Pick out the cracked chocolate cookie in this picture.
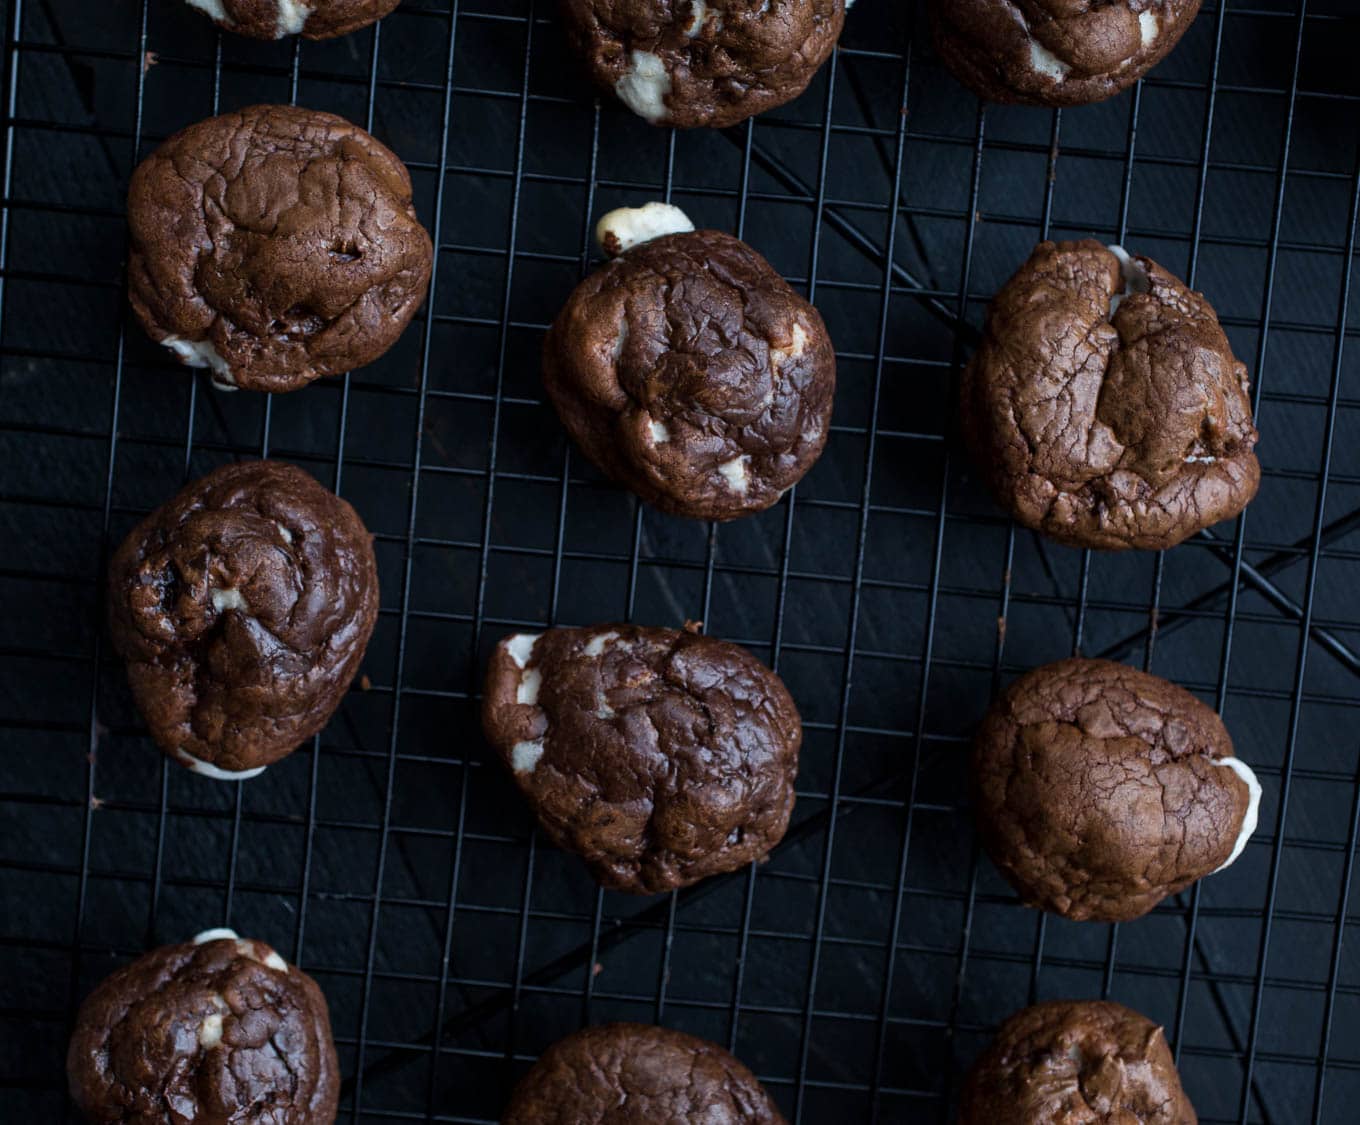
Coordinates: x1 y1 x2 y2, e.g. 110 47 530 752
961 239 1259 550
182 0 400 39
544 203 836 521
973 658 1261 922
482 623 801 894
67 928 339 1125
108 460 379 780
128 104 433 393
932 0 1202 107
503 1022 786 1124
960 999 1197 1124
559 0 847 129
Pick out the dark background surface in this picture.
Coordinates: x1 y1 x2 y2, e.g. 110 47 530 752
2 0 1360 1121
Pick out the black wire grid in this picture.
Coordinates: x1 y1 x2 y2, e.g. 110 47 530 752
3 0 1360 1122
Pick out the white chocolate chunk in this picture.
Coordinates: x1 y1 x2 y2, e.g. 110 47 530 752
1139 8 1159 48
718 456 749 495
505 633 541 669
184 0 230 24
210 587 249 613
771 322 809 369
162 335 236 391
198 1011 224 1048
584 631 619 658
1184 454 1218 464
610 319 629 362
517 667 542 706
1029 39 1072 80
684 0 707 36
275 522 293 544
596 202 695 257
274 0 311 37
1213 756 1262 873
648 419 671 443
235 938 288 972
1107 244 1151 315
193 927 240 945
512 739 545 774
177 749 268 782
615 50 673 123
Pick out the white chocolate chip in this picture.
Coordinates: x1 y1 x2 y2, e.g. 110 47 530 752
1029 39 1072 80
718 456 749 495
162 335 236 391
615 50 673 124
1107 244 1151 315
512 739 545 774
505 633 541 669
648 419 671 443
771 322 809 369
1139 8 1159 48
234 939 288 972
176 749 268 782
684 0 707 36
193 927 240 945
210 587 249 614
275 522 293 544
274 0 311 36
517 667 542 706
198 1011 224 1048
596 202 695 257
584 631 619 658
184 0 230 24
1213 756 1262 873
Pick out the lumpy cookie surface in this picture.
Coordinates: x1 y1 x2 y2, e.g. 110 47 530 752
972 658 1259 922
960 1000 1197 1124
67 931 339 1124
128 104 432 393
559 0 846 128
183 0 400 39
961 239 1258 550
482 624 801 893
108 460 379 777
502 1022 786 1124
932 0 1202 107
544 227 835 521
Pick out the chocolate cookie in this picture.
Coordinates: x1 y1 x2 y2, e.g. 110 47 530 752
502 1023 786 1124
128 104 433 394
182 0 399 39
67 928 339 1125
108 460 379 780
973 658 1261 922
960 1000 1197 1124
559 0 847 129
961 240 1259 550
544 203 836 521
932 0 1202 107
481 623 801 894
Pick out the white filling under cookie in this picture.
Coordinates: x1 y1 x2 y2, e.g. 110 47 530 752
615 50 672 124
1213 756 1263 873
595 202 695 256
1107 244 1151 315
184 0 231 25
718 455 749 494
162 335 237 391
274 0 312 37
176 749 268 782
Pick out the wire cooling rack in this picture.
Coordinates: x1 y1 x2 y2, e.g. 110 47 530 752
3 1 1360 1122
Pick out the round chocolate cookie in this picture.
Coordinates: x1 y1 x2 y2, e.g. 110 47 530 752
482 623 801 894
67 928 339 1125
973 658 1261 922
182 0 400 39
960 1000 1197 1124
559 0 847 129
128 103 433 393
108 460 379 780
961 239 1259 550
932 0 1201 107
503 1023 786 1124
544 203 836 521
